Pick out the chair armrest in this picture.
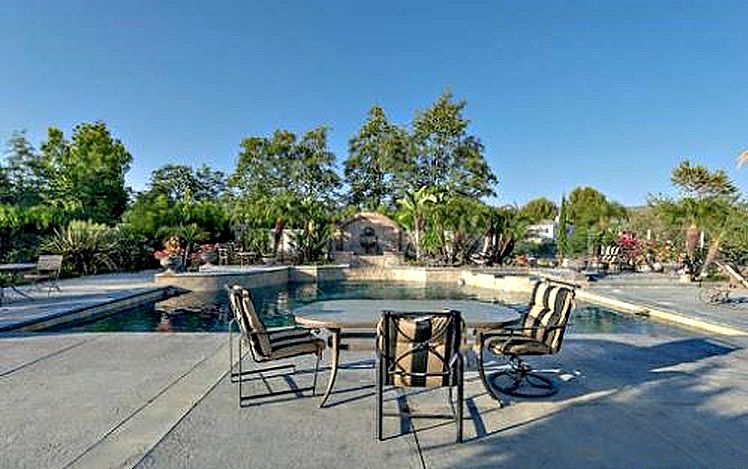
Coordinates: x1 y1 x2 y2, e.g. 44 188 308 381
478 324 566 347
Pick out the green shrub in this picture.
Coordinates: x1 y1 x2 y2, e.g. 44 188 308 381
44 220 117 275
112 223 155 271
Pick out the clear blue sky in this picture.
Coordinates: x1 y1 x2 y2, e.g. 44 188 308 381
1 0 746 206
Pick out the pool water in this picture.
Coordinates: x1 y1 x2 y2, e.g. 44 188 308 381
50 280 686 336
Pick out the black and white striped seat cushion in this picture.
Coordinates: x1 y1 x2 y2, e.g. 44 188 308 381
600 246 621 263
227 285 324 360
266 327 325 360
378 313 462 388
487 282 574 356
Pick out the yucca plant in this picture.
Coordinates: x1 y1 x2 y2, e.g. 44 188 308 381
44 220 117 275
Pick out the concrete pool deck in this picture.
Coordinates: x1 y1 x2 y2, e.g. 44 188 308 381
1 331 746 468
585 275 748 336
0 271 174 332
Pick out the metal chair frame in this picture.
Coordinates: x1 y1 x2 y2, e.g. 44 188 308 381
376 310 464 443
226 286 323 407
477 280 576 406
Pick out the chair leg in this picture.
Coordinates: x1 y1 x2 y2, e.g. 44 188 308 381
488 356 558 398
477 339 504 407
376 354 384 441
238 333 244 407
311 352 321 396
456 358 464 444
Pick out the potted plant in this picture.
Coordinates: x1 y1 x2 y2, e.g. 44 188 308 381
154 236 184 273
199 243 218 266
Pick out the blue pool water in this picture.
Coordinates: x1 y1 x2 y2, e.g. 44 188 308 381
50 281 686 335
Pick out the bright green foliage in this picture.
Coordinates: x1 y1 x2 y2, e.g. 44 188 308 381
344 105 413 210
565 187 627 255
230 127 340 258
482 205 528 265
290 201 333 264
111 224 153 272
44 220 117 275
411 91 497 197
230 127 340 205
122 195 230 247
649 160 744 271
425 193 486 264
395 186 438 261
671 161 739 201
521 197 558 224
38 122 132 224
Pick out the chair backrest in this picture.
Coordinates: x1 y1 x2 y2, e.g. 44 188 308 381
522 281 576 354
226 285 272 358
600 245 621 263
377 310 463 388
37 255 63 273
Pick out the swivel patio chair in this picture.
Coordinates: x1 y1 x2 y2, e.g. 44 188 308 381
376 310 465 443
477 280 576 404
226 285 325 407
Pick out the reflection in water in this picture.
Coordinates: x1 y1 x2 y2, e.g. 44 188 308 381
52 281 688 336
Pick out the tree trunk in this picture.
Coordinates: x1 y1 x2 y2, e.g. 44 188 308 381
685 223 699 259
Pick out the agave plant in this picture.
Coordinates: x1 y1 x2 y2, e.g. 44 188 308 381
44 220 117 275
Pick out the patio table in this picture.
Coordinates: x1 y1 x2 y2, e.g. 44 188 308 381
0 263 37 305
293 299 520 407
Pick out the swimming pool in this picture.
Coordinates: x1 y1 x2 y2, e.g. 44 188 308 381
49 280 687 335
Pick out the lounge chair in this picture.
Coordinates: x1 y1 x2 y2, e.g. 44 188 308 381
376 310 465 443
477 280 576 403
24 255 63 295
226 285 325 407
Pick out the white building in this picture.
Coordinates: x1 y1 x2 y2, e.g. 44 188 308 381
526 220 557 243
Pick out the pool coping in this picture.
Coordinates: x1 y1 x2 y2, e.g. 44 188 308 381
577 290 748 337
0 286 183 333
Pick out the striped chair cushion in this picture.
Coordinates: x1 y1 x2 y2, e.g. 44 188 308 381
267 327 325 360
378 312 462 388
521 282 575 354
600 245 621 263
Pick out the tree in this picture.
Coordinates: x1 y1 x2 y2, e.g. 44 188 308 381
565 187 627 255
344 105 412 210
2 131 45 207
396 186 438 261
147 164 226 202
481 205 527 265
229 127 340 205
521 197 558 224
39 122 133 224
557 195 569 258
651 160 742 275
229 127 341 259
411 91 497 197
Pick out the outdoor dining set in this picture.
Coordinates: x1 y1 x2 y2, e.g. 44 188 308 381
0 255 63 306
226 279 576 444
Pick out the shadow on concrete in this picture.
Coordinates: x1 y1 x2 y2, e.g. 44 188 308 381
414 336 747 468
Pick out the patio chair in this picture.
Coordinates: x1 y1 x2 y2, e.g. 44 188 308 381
24 255 63 296
477 280 576 403
599 245 621 271
376 310 465 443
226 285 325 407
